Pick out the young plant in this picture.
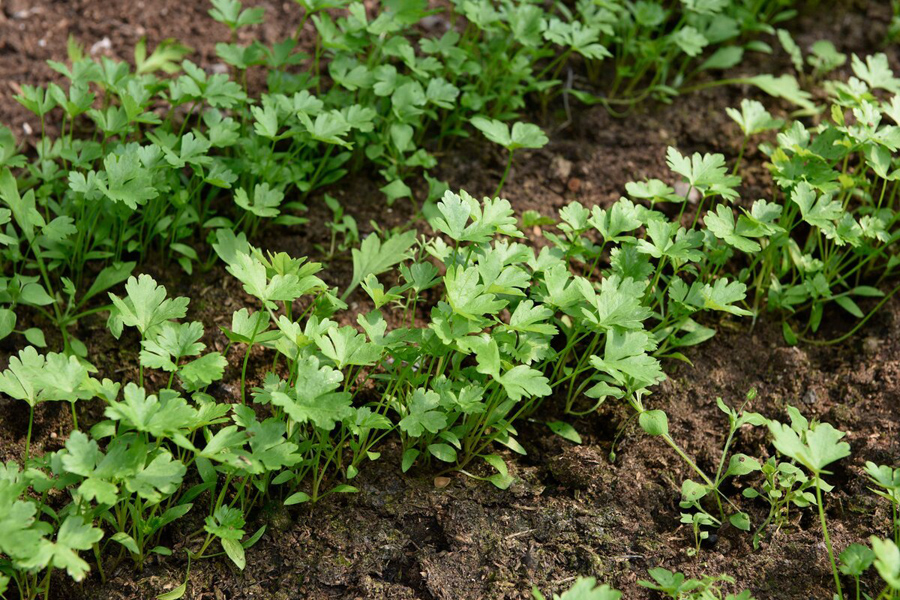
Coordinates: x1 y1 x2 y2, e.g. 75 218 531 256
871 536 900 599
839 543 875 600
639 567 755 600
725 99 783 173
743 456 822 548
0 466 103 600
768 408 851 599
0 347 99 458
865 462 900 545
471 118 548 196
107 274 190 385
317 194 358 259
533 577 621 600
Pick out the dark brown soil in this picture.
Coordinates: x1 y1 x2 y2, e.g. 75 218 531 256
1 1 899 599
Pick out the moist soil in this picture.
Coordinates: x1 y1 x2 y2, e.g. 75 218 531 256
1 1 899 598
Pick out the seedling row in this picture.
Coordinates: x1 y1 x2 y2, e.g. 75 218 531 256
0 0 899 598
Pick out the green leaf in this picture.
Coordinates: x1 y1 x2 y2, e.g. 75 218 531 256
178 352 227 391
235 183 283 218
791 182 842 231
502 300 558 336
316 326 382 368
547 421 582 444
726 99 783 136
871 537 900 589
430 189 520 243
158 583 187 600
852 53 900 93
839 543 875 577
0 308 15 341
401 448 420 472
776 29 803 73
105 384 198 437
111 532 140 555
590 330 665 389
666 147 740 199
98 150 159 209
380 178 412 204
251 99 279 139
135 38 192 75
743 74 814 110
399 388 446 437
45 515 104 581
768 418 850 474
782 320 798 345
428 443 457 462
545 577 622 600
223 308 272 344
299 110 352 147
509 122 549 150
471 117 547 151
23 327 46 348
126 451 187 503
729 511 751 531
108 274 189 338
699 46 744 71
345 230 417 299
425 77 459 109
268 357 352 430
498 365 551 401
444 265 506 320
83 261 135 305
636 220 704 262
639 410 669 436
284 491 311 505
0 167 44 242
140 321 206 372
0 347 41 406
209 0 265 29
42 216 77 242
204 506 245 541
471 117 511 147
225 251 322 309
243 524 266 549
834 295 864 319
670 277 751 317
221 537 246 570
724 454 761 478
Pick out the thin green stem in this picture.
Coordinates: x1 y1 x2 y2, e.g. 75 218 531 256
25 405 34 461
495 151 515 198
815 476 843 600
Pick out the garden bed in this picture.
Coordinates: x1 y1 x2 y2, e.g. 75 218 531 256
0 1 899 599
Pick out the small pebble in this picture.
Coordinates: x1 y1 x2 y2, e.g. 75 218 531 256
90 37 112 55
862 336 881 354
802 389 818 405
551 155 573 182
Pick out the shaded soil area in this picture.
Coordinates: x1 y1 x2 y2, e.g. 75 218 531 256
0 1 899 599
